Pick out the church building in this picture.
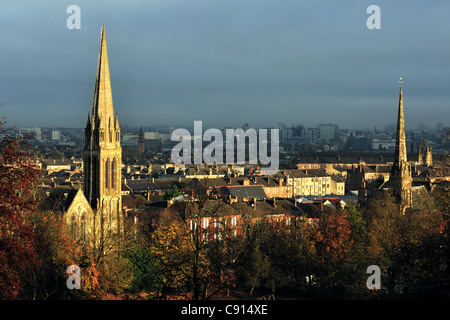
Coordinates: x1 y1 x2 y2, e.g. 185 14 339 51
65 25 123 250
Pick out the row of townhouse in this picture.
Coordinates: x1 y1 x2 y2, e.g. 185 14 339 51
180 199 329 243
123 169 346 202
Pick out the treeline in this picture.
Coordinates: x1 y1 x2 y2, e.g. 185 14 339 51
133 190 450 300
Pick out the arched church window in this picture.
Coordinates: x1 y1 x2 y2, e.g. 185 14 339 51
70 216 77 239
106 158 111 190
80 215 86 243
92 156 98 195
112 158 117 191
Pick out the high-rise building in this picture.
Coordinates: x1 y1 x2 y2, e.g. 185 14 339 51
319 124 338 140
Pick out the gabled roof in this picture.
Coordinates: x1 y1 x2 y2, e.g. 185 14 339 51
152 178 192 190
186 178 229 190
331 175 345 183
126 179 155 192
257 177 285 187
283 169 308 178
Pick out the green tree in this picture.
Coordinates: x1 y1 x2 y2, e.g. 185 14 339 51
164 185 180 200
125 246 162 294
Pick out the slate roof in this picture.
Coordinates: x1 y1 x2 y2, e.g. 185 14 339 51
218 185 267 200
126 179 155 193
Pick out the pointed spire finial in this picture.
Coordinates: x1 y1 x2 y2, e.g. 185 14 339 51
394 77 407 165
91 23 114 132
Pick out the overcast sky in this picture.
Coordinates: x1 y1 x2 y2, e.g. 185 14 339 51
1 0 450 131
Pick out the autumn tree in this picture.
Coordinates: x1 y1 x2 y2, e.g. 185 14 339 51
234 217 317 297
365 192 448 298
0 119 102 299
27 207 100 299
150 180 240 300
311 209 353 296
0 121 41 299
151 206 206 299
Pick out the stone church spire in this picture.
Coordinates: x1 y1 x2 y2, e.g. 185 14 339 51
84 24 122 210
91 24 115 133
67 24 123 249
394 85 407 165
390 78 412 212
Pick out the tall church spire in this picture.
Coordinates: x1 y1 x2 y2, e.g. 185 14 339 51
390 78 412 212
394 84 407 165
91 24 115 133
84 23 122 211
68 24 123 250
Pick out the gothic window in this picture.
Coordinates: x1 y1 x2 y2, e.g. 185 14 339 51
80 215 86 243
112 158 118 191
93 156 98 195
70 216 77 239
110 130 113 143
105 158 111 190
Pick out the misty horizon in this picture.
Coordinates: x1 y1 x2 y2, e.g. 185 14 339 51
1 1 450 130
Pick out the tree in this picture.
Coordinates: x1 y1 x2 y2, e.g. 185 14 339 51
151 180 240 300
0 121 41 299
236 240 270 296
365 192 447 298
0 119 102 299
124 246 162 295
164 184 180 201
151 206 203 298
311 210 353 296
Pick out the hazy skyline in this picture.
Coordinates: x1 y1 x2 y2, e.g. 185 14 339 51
1 1 450 130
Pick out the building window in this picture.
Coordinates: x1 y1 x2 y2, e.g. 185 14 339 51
231 216 237 227
70 216 77 239
105 158 111 190
80 215 86 243
286 217 291 226
112 158 118 191
203 218 209 229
